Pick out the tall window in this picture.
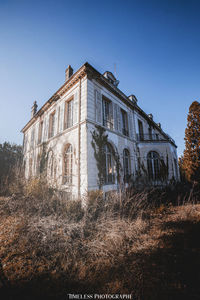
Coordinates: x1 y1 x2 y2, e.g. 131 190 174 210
123 149 130 183
138 120 144 141
57 107 60 134
49 112 55 138
147 151 160 181
104 144 115 184
121 109 129 136
148 127 152 140
38 121 43 144
102 97 113 130
64 98 73 129
23 134 27 153
63 144 73 184
48 151 54 178
31 128 35 148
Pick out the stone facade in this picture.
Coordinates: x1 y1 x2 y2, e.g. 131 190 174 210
21 62 179 199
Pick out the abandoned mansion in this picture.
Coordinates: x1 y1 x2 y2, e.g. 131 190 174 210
22 62 179 198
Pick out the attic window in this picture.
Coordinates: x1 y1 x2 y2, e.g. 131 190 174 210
103 71 119 87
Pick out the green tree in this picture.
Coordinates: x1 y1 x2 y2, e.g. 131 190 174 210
182 101 200 182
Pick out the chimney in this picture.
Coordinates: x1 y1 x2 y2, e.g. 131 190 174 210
31 101 38 118
65 65 73 82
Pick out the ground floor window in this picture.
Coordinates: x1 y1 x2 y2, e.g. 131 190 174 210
147 151 160 181
104 143 115 184
123 149 130 183
48 151 54 178
63 144 73 184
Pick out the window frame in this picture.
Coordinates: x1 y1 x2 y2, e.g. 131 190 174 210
103 143 115 185
38 121 43 144
123 149 131 183
64 96 74 130
102 96 113 130
147 151 160 181
63 144 73 184
121 109 129 136
48 111 56 139
138 120 144 141
31 128 35 148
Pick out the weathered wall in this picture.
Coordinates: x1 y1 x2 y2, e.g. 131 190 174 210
23 72 179 200
23 76 88 199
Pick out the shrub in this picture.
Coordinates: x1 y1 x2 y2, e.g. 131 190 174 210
85 190 104 221
65 199 84 222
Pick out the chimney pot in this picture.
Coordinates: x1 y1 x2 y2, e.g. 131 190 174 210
65 65 73 82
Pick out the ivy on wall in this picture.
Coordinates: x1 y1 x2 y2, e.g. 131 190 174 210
91 125 122 189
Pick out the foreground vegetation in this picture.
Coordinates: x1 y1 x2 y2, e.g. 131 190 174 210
0 178 200 300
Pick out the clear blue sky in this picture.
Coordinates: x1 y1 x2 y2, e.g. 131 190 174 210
0 0 200 156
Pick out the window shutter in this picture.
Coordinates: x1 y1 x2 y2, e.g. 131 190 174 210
114 103 118 131
73 92 78 124
117 105 122 132
95 90 102 124
128 112 133 139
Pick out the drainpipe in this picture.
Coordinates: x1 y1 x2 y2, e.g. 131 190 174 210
78 78 81 198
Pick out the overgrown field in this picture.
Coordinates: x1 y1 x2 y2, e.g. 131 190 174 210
0 179 200 300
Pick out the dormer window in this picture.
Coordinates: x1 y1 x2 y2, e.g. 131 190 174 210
103 71 119 87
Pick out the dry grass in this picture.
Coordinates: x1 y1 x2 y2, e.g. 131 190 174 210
0 179 200 299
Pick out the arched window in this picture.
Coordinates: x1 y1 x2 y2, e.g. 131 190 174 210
123 149 130 183
63 144 73 184
104 143 115 184
147 151 160 181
